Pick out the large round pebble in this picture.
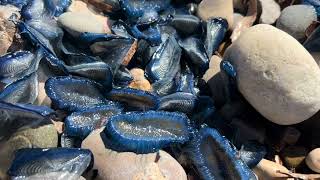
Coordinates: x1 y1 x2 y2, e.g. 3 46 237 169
276 5 317 41
197 0 233 27
82 128 187 180
306 148 320 173
224 24 320 125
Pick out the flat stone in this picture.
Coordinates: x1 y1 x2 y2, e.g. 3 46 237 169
259 0 281 24
306 148 320 173
281 146 307 168
13 124 58 148
224 24 320 125
58 12 111 37
276 5 317 41
197 0 233 28
82 128 187 180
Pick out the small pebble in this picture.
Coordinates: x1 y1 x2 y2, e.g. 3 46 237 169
197 0 233 27
259 0 281 24
306 148 320 173
58 12 111 37
276 5 317 41
129 68 152 92
224 24 320 125
82 128 187 180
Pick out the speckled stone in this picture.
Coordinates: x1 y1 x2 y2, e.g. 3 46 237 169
13 124 58 148
276 5 317 41
224 24 320 125
306 148 320 173
82 128 187 180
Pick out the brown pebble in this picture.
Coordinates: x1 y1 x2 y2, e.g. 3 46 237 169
129 68 152 92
